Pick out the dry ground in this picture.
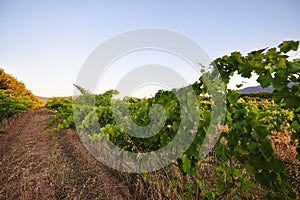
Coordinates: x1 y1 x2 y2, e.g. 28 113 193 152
0 108 132 200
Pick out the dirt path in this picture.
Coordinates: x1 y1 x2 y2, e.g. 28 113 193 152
0 108 132 200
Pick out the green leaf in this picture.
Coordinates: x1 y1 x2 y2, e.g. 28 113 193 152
272 78 285 91
260 140 274 159
289 61 300 73
257 73 273 88
236 84 243 88
255 172 269 187
171 177 178 188
291 121 300 130
0 130 8 134
266 171 278 183
269 158 285 173
228 91 240 104
277 58 287 69
248 141 260 153
285 96 300 108
248 154 268 170
239 63 252 78
278 40 299 53
181 154 192 174
245 162 257 174
142 172 147 181
253 126 268 140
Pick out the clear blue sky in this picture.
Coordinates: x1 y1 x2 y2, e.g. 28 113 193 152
0 0 299 97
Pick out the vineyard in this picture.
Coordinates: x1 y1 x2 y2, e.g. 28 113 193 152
1 41 300 199
42 41 300 199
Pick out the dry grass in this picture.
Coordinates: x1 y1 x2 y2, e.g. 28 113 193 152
0 108 131 200
269 126 298 164
269 127 300 196
112 124 299 200
1 109 299 199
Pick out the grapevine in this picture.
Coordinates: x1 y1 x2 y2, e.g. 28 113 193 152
45 41 299 199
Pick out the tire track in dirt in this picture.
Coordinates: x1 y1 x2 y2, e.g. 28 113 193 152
0 108 132 200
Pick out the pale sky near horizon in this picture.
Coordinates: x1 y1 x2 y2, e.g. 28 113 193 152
0 0 299 97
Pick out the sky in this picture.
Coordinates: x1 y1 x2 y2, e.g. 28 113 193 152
0 0 299 97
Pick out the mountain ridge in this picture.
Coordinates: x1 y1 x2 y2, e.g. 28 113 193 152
240 82 295 94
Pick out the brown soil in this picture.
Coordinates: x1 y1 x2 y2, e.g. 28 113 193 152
0 108 132 200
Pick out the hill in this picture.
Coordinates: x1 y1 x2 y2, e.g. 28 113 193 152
240 85 274 93
0 68 40 103
240 82 296 94
0 68 41 121
37 96 51 104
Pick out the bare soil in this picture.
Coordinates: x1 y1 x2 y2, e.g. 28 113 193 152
0 108 132 200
